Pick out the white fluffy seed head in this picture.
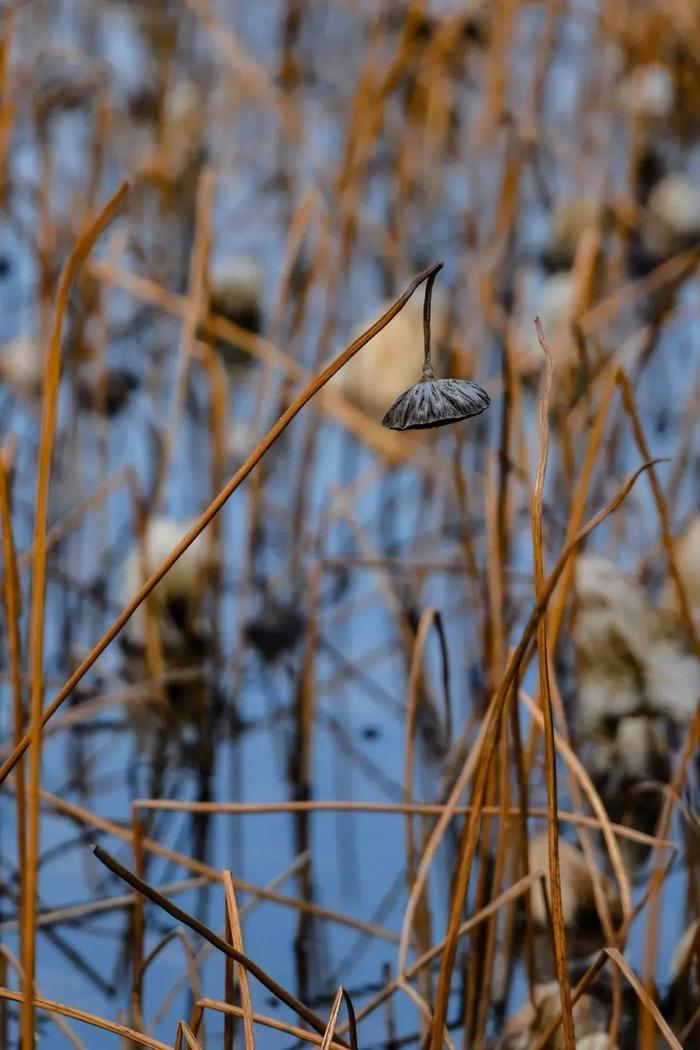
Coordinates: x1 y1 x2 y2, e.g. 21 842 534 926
527 832 621 930
496 982 607 1050
573 556 650 726
573 555 700 728
0 336 44 400
648 173 700 238
614 714 669 781
164 78 203 139
121 516 216 641
618 63 674 119
576 1036 618 1050
328 292 446 419
209 256 263 322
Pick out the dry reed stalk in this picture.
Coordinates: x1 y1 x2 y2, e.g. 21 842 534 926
131 808 146 1037
154 854 311 1033
16 465 142 573
426 456 660 1049
320 988 345 1050
0 443 25 936
183 0 290 120
529 951 609 1050
476 0 516 138
337 872 542 1037
0 2 17 195
508 671 537 1008
475 711 512 1045
0 987 171 1050
531 319 575 1050
0 262 443 789
0 876 209 933
21 179 129 1050
92 844 341 1044
666 366 700 514
519 693 632 921
607 947 684 1050
579 249 698 336
156 167 213 511
641 709 700 1049
616 368 700 654
404 608 449 1020
86 260 418 463
547 364 617 650
0 945 86 1050
223 896 234 1050
0 954 5 1050
128 798 673 848
471 457 512 1041
31 785 399 942
174 1022 202 1050
193 997 346 1050
223 872 255 1050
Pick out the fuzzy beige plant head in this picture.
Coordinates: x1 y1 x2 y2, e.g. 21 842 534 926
528 832 622 933
496 982 607 1050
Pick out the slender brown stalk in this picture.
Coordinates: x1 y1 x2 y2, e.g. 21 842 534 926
531 318 575 1049
426 457 662 1050
0 260 442 788
0 444 25 941
223 872 255 1050
21 179 129 1050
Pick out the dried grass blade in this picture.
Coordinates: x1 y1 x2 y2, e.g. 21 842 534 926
223 870 256 1050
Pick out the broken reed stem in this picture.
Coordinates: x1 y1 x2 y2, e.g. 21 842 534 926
532 317 575 1050
0 260 442 789
91 844 346 1044
21 179 129 1050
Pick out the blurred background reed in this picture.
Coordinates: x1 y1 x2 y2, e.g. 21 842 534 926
0 1 699 1047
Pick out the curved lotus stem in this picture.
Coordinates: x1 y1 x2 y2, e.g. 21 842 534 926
421 265 442 380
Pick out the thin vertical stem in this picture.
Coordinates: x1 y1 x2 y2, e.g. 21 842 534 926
422 263 443 379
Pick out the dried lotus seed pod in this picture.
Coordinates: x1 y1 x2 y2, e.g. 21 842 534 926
381 263 490 431
382 377 490 430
